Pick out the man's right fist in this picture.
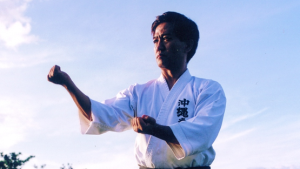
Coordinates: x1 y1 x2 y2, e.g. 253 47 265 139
47 65 70 85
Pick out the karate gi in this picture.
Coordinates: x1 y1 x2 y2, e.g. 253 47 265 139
79 70 226 168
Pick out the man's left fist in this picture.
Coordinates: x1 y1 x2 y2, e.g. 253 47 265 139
131 115 156 134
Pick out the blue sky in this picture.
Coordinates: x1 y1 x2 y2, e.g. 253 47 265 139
0 0 300 169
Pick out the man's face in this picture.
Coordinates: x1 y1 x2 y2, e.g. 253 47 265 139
153 22 188 71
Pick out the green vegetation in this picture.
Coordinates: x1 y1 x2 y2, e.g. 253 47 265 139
0 152 73 169
0 152 34 169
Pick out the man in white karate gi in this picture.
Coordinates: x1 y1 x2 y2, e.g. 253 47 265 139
48 11 226 169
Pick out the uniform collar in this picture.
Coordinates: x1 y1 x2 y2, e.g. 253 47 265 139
158 69 191 87
158 69 192 99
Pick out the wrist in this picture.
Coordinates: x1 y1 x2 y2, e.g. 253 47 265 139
148 123 159 136
62 77 73 89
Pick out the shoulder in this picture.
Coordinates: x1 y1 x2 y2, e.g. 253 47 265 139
130 79 157 91
118 79 157 95
189 77 226 106
190 76 223 91
114 79 158 102
188 76 226 101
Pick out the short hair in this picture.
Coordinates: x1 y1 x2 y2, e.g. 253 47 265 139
151 11 199 63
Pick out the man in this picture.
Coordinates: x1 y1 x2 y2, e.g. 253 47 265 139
48 11 226 169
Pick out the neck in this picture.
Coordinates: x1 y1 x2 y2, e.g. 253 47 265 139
161 67 187 90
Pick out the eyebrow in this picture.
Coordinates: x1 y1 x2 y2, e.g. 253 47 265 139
153 33 172 39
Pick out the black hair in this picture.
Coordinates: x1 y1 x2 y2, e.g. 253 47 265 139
151 11 199 63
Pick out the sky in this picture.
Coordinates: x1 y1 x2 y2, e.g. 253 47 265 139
0 0 300 168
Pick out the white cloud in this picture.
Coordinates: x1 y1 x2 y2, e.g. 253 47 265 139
0 96 37 149
214 128 255 145
0 0 37 48
75 148 137 169
0 46 72 69
222 107 269 130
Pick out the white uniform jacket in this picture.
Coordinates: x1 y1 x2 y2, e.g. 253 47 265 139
79 70 226 168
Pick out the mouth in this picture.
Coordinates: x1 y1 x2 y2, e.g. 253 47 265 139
156 54 166 59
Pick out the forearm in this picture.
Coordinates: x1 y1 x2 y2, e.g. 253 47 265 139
150 124 179 145
63 80 92 120
132 115 180 145
47 65 92 120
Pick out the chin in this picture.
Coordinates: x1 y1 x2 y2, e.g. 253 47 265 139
157 63 167 69
156 60 169 69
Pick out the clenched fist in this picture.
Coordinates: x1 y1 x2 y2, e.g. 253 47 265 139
47 65 70 86
131 115 156 135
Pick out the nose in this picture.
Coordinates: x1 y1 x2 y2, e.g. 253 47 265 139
156 38 165 51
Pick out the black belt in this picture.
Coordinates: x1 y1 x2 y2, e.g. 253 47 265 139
139 166 210 169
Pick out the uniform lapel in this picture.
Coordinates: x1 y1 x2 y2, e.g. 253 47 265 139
157 74 170 101
156 70 192 124
146 70 192 166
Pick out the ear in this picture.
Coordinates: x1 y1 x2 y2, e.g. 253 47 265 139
184 40 194 53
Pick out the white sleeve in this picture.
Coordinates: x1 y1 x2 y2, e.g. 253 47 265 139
169 80 226 159
78 85 137 135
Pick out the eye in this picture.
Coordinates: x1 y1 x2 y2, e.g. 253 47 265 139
153 38 158 43
163 36 172 41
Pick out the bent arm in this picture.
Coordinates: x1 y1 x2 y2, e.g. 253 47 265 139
47 65 92 120
131 115 179 145
151 124 179 144
169 81 226 159
63 80 92 120
131 81 226 159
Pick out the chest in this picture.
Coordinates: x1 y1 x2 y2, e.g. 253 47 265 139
136 84 197 125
